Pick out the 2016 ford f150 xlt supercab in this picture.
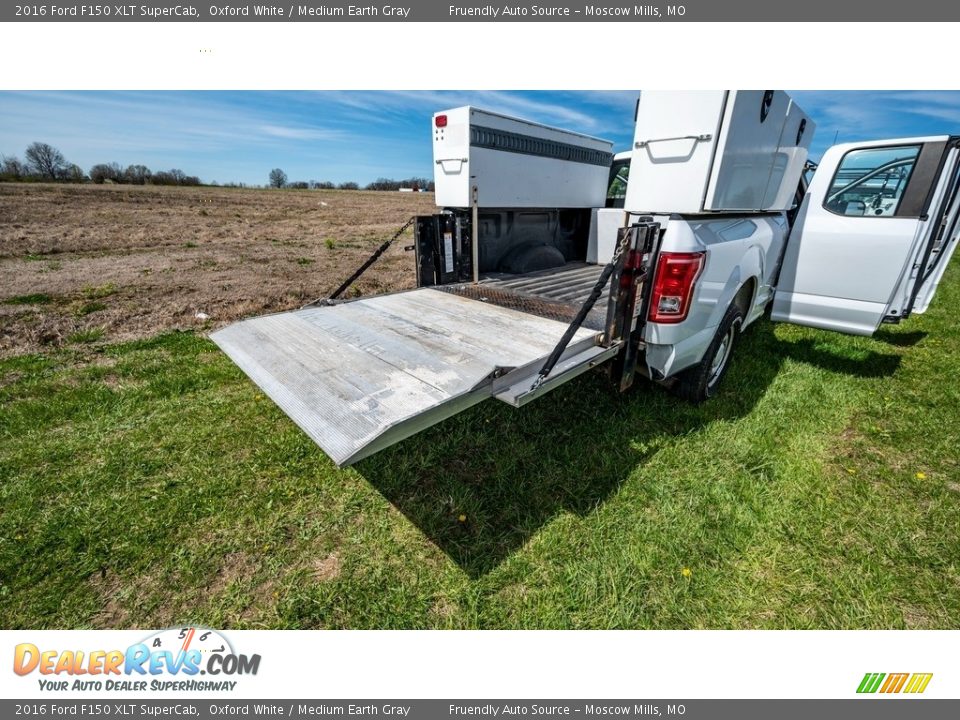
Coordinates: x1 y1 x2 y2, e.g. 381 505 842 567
212 91 960 466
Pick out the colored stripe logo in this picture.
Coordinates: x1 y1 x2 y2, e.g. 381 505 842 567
857 672 933 694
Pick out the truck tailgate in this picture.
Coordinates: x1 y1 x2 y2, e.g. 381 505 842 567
211 288 604 466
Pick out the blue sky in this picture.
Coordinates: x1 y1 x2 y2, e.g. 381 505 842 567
2 90 960 186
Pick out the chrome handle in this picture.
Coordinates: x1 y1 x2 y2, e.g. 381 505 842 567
635 134 712 149
435 158 468 169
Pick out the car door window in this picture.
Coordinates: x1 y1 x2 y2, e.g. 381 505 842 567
824 145 921 217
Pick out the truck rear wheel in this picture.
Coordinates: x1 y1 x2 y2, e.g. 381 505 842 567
673 303 743 403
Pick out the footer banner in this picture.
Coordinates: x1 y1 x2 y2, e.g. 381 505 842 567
2 700 957 720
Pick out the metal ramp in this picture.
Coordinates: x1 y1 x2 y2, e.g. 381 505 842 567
211 288 610 467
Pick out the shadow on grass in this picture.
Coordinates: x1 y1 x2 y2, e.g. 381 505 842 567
357 380 672 578
873 327 928 348
345 322 726 575
355 319 907 577
776 337 903 378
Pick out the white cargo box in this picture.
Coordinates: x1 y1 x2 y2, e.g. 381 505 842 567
625 91 815 214
764 98 816 210
432 106 614 209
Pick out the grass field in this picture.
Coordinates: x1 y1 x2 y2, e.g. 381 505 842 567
0 183 434 357
1 184 959 629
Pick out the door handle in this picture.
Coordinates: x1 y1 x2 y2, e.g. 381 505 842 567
435 158 468 171
635 134 713 149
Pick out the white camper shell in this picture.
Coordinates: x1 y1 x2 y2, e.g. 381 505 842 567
626 90 814 214
213 92 960 467
433 106 613 209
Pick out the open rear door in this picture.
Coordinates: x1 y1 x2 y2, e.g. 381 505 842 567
772 135 960 335
211 289 611 467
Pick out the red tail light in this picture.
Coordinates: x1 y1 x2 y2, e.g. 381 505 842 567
648 252 705 323
435 114 448 128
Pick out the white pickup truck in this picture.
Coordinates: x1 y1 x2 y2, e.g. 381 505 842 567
213 91 960 467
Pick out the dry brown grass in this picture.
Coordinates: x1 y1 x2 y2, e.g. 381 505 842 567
0 182 435 356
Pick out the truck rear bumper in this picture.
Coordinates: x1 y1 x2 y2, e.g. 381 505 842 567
644 323 718 380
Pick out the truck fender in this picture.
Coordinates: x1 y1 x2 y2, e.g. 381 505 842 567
708 244 762 331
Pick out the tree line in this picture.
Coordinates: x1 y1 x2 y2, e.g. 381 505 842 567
1 142 202 186
268 168 434 192
0 142 433 192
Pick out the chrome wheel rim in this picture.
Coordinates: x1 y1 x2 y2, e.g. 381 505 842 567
708 325 737 386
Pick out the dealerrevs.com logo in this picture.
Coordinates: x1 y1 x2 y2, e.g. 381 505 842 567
13 628 261 692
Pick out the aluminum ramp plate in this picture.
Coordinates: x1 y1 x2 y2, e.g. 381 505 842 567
211 288 603 467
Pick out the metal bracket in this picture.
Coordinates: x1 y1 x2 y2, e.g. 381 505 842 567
635 134 712 149
487 366 515 380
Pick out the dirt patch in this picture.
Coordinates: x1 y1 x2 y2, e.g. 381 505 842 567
89 569 131 628
313 552 341 582
902 605 935 629
0 370 23 388
208 552 258 596
239 578 278 623
429 596 458 622
0 183 435 357
838 427 862 442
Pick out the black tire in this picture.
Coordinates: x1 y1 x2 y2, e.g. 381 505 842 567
673 303 744 404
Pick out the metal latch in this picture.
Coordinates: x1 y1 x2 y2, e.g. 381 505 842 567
635 134 712 149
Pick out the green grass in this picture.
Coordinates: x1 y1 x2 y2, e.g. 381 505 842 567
75 301 107 317
3 293 53 305
65 327 106 344
81 283 117 300
1 264 959 629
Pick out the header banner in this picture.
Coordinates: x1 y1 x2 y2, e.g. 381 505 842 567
5 0 957 22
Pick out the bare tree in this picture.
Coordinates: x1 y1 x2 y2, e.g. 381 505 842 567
90 162 123 184
268 168 287 188
1 155 25 180
337 181 359 190
25 142 66 180
123 164 152 185
63 164 86 183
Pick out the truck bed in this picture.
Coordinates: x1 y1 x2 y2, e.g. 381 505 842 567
436 263 609 331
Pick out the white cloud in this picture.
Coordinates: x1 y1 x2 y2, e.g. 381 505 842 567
259 124 346 141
